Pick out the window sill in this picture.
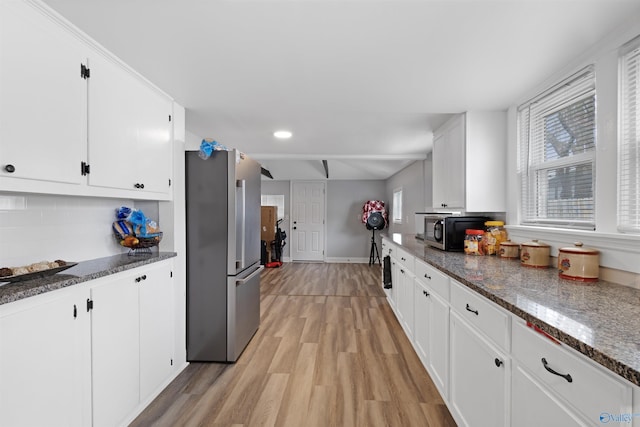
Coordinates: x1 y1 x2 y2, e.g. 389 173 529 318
506 225 640 274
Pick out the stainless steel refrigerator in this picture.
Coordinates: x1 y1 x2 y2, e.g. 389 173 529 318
185 149 262 362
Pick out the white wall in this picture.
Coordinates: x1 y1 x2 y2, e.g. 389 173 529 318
385 160 430 236
326 180 386 262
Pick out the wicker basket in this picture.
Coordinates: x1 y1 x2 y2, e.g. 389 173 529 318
114 231 163 250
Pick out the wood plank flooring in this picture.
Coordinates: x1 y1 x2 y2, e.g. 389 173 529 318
131 263 456 427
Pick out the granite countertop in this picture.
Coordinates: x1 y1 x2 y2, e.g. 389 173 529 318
384 233 640 387
0 252 177 306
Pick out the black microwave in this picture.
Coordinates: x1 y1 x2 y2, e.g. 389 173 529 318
424 215 489 251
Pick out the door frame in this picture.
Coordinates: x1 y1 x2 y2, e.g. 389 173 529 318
290 180 327 262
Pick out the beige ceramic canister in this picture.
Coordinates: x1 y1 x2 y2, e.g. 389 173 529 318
499 240 520 259
558 242 599 282
520 239 550 268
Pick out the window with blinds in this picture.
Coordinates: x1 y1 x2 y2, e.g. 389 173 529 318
517 66 596 229
619 38 640 233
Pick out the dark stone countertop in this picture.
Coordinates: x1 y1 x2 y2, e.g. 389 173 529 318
0 252 177 306
384 233 640 387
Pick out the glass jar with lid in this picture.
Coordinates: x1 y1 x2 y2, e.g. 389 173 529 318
482 220 507 255
464 229 485 255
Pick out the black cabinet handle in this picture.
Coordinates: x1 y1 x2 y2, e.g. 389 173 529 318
141 274 147 280
494 358 503 367
465 303 479 315
423 290 430 297
400 269 405 274
134 183 145 189
73 304 77 319
541 358 573 383
401 257 406 261
424 273 431 280
135 276 142 283
4 164 15 173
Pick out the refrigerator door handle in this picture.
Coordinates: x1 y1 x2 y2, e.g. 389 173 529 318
235 265 263 284
236 179 246 270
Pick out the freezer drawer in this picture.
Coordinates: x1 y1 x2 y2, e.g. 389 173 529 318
227 264 262 361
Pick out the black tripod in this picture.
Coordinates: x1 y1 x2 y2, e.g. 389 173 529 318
369 228 381 266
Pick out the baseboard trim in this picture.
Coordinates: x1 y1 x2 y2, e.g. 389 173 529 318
325 257 372 264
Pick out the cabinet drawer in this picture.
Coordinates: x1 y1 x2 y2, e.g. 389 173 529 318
450 280 509 350
512 321 631 423
415 259 449 301
395 247 415 271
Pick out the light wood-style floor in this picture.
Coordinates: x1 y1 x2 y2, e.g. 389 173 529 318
131 263 456 427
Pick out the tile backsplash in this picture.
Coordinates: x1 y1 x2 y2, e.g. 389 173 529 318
0 193 141 267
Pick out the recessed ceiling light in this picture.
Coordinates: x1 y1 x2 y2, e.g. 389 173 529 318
273 130 292 139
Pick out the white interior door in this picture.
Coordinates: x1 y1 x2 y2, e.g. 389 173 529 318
291 181 325 261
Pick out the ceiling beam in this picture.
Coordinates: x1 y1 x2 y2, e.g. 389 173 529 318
261 167 273 179
322 160 329 179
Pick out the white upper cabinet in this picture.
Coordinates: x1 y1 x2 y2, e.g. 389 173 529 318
432 117 465 210
432 112 507 212
0 1 174 200
87 53 172 194
0 0 87 185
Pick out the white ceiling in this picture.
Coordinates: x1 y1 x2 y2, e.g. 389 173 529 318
41 0 640 180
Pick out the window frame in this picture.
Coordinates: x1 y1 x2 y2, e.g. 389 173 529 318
618 36 640 233
517 66 597 230
392 187 403 224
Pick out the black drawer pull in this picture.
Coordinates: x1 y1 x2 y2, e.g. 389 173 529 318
465 303 479 315
423 290 430 297
424 273 431 280
541 358 573 383
494 358 503 367
400 269 405 274
4 164 15 173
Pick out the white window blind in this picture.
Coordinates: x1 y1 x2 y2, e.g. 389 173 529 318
619 38 640 233
392 188 402 224
517 66 596 229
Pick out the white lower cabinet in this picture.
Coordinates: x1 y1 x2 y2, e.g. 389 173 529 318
383 240 639 427
512 320 632 426
427 290 449 399
139 262 175 402
450 311 509 427
397 266 415 340
388 254 399 311
91 272 141 427
414 277 449 399
0 286 91 427
0 260 175 427
512 364 585 427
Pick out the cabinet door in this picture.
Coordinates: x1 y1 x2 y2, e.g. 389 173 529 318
0 288 91 427
139 262 174 401
91 274 140 427
388 256 399 311
87 53 172 194
428 291 449 400
450 312 508 427
0 1 86 185
512 365 585 427
432 117 465 209
413 279 430 365
398 268 414 339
